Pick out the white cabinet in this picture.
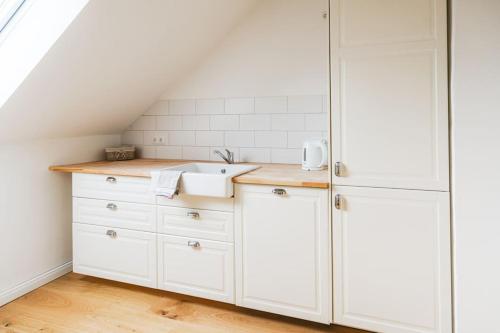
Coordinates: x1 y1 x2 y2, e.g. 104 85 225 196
234 184 331 324
332 186 452 333
73 223 157 288
330 0 449 191
157 234 234 303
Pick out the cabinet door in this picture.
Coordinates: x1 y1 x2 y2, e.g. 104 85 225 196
332 186 451 333
330 0 449 191
235 184 331 324
73 223 157 288
157 234 234 303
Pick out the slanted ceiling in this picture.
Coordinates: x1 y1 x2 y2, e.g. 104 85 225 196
0 0 258 143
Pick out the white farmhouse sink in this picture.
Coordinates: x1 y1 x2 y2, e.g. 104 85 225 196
166 163 259 198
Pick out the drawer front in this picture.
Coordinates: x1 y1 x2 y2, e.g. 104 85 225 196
158 206 233 242
158 234 234 303
157 193 234 212
73 173 154 204
73 223 157 288
73 198 156 232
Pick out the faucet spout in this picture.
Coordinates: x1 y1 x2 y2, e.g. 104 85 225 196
214 149 234 164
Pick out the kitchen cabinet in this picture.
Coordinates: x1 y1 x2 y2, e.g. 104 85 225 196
234 184 331 324
330 0 449 191
332 186 452 333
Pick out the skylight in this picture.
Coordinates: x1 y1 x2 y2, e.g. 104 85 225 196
0 0 25 34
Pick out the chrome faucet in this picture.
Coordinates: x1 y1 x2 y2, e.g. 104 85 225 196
214 149 235 164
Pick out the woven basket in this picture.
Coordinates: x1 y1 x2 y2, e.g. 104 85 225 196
105 146 136 161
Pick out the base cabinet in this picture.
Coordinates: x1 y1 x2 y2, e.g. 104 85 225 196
332 186 452 333
234 184 331 324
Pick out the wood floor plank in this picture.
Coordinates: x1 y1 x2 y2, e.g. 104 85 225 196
0 273 370 333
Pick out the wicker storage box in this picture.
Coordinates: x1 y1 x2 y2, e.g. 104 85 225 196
105 146 136 161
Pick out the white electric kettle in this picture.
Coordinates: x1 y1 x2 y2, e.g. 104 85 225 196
302 139 328 171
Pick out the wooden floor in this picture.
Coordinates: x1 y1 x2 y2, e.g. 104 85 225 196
0 273 369 333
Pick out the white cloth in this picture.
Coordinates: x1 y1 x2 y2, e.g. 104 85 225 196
150 169 184 199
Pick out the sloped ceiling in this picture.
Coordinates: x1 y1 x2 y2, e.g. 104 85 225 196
0 0 258 143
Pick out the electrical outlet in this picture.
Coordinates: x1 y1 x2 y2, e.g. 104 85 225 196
145 132 167 146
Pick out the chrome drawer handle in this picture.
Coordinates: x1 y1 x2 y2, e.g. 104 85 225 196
335 194 342 210
106 176 117 183
106 203 117 210
188 240 200 248
186 211 200 219
334 162 342 177
272 188 287 196
106 230 117 238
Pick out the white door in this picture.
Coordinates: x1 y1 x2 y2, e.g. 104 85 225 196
157 234 234 303
73 223 157 288
235 184 331 324
330 0 449 191
332 186 451 333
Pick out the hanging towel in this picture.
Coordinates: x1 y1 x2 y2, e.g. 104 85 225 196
150 169 184 199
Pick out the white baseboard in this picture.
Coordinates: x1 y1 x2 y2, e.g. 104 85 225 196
0 261 73 307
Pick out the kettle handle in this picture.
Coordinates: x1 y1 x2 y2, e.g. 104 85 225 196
320 139 328 166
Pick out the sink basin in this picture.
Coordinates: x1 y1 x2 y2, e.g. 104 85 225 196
166 163 259 198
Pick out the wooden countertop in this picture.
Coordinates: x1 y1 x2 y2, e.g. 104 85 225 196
49 159 329 189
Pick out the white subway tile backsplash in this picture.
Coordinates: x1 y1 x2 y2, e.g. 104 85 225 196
240 148 271 163
144 131 168 146
225 98 254 114
305 114 328 131
157 116 182 130
225 132 254 147
255 131 287 148
196 98 224 114
211 147 240 162
169 131 195 146
195 131 224 146
144 100 169 116
182 115 210 130
272 149 302 164
287 131 326 148
122 131 144 145
288 95 323 114
255 96 287 114
210 115 239 130
169 99 196 115
124 95 328 164
182 146 210 160
240 115 271 130
157 146 182 159
272 114 305 131
129 116 156 130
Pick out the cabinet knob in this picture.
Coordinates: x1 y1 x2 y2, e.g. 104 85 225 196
335 194 342 210
186 211 200 219
272 188 287 196
334 162 342 177
188 240 200 248
106 176 117 183
106 203 117 210
106 230 117 238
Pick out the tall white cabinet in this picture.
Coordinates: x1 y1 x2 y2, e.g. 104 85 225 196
330 1 451 333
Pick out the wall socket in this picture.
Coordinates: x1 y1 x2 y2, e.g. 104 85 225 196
145 131 167 146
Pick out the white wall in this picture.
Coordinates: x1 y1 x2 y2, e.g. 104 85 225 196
451 1 500 332
162 0 329 99
0 134 120 306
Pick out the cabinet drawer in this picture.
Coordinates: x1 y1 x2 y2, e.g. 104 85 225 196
157 206 233 242
157 193 234 212
73 198 156 232
73 223 157 288
73 173 154 204
158 234 234 303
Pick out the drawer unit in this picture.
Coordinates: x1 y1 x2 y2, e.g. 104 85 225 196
73 223 157 288
73 198 156 232
157 234 234 303
157 206 233 242
73 173 155 204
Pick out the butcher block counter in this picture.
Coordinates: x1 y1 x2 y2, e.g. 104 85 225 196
49 159 329 189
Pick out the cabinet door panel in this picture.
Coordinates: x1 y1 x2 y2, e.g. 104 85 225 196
331 0 449 191
332 186 451 333
235 185 331 324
